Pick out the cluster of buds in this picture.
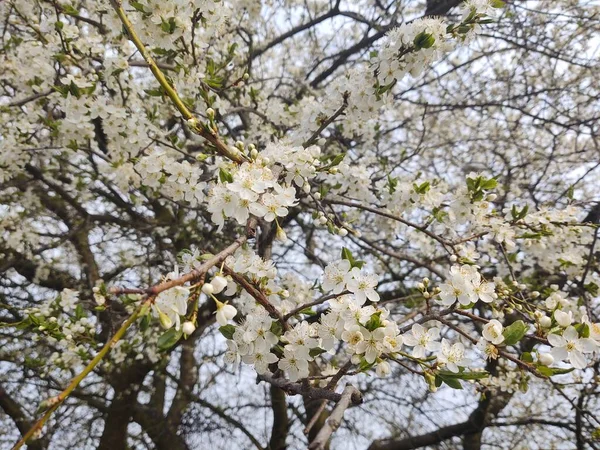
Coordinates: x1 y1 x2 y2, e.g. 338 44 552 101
417 277 439 299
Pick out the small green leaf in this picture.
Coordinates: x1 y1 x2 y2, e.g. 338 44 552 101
219 324 236 340
437 370 489 380
61 5 79 16
270 321 283 337
575 323 590 338
219 168 234 183
436 373 463 389
502 320 528 345
158 328 183 351
309 348 327 358
413 31 435 50
521 352 533 363
130 1 146 13
365 312 383 331
341 247 354 262
140 314 151 332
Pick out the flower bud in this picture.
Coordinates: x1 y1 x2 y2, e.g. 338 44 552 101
276 224 287 242
211 276 228 294
182 321 196 336
539 316 552 328
314 192 321 200
338 228 348 237
156 306 173 329
554 310 572 328
206 108 215 119
376 361 391 377
538 353 554 366
202 283 215 295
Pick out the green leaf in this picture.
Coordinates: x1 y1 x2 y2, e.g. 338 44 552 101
436 373 463 389
481 178 497 190
61 5 79 16
365 312 383 331
521 352 533 363
341 247 354 262
537 366 574 377
437 370 489 380
219 324 236 340
329 153 346 167
358 358 376 372
160 17 177 34
413 31 435 50
75 304 85 320
575 323 590 338
491 0 505 8
219 168 234 183
502 320 528 345
157 328 183 351
584 282 599 296
140 314 151 332
309 348 327 358
144 88 164 97
298 308 316 316
270 321 283 337
130 1 146 13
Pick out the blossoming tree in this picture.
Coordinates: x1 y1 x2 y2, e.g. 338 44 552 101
1 0 600 449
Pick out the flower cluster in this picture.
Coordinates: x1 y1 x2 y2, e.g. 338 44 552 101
207 158 298 231
136 149 206 206
437 265 496 306
322 259 380 304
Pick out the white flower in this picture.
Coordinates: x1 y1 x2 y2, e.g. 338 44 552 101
315 312 343 351
355 327 386 364
437 266 476 306
376 360 391 377
211 275 228 294
224 340 241 369
322 259 351 294
473 279 496 303
476 338 499 360
403 324 441 358
154 286 189 330
437 339 471 373
482 319 504 345
243 316 278 351
345 267 380 304
547 326 596 369
216 303 237 326
242 348 278 374
342 325 365 347
278 348 310 382
554 310 573 328
59 289 79 312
